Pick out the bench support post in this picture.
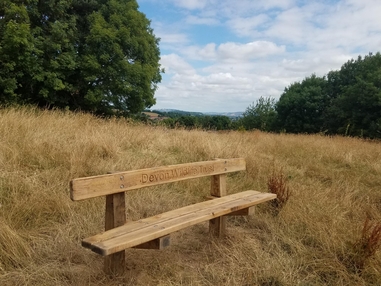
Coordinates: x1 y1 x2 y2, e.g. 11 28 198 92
133 235 171 249
209 174 227 237
104 192 126 276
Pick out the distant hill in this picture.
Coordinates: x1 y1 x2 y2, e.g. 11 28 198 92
150 109 243 118
151 109 203 117
203 111 244 118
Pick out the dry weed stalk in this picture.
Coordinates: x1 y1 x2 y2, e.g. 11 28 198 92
348 217 381 272
267 169 291 215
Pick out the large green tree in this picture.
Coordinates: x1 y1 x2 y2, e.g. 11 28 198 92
0 0 162 115
276 74 328 133
0 1 36 103
325 53 381 138
241 53 381 138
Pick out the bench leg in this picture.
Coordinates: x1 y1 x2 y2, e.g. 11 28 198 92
133 235 171 249
209 174 227 237
104 193 126 276
209 216 227 237
105 251 125 276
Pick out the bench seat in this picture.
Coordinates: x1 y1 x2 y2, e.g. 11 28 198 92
82 190 276 256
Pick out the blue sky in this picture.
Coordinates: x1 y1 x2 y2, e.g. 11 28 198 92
138 0 381 112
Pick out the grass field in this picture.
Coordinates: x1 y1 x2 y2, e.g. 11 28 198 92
0 107 380 285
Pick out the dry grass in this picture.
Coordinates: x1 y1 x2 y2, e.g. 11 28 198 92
267 168 292 215
343 217 381 274
0 106 381 285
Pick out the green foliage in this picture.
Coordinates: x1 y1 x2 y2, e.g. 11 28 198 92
241 52 381 138
198 115 232 130
175 116 198 129
325 53 381 138
172 115 232 130
0 1 35 103
152 109 204 118
276 74 328 133
0 0 162 115
150 110 233 130
241 96 277 131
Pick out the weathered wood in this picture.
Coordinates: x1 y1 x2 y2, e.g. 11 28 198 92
133 235 171 249
228 206 255 216
82 191 276 256
104 193 126 276
206 196 255 216
70 158 246 201
209 174 227 237
210 174 227 197
71 158 277 277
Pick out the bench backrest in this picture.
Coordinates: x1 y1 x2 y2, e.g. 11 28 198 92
70 158 246 201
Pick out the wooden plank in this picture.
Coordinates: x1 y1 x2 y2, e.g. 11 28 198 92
70 158 246 201
104 193 126 276
206 196 256 215
85 191 275 255
82 191 276 256
83 191 261 244
209 175 227 237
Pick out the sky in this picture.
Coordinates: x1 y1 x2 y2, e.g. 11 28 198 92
137 0 381 113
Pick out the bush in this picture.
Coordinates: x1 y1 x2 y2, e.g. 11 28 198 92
267 168 292 215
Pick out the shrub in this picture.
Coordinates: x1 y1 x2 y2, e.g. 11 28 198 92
267 168 292 215
345 217 381 273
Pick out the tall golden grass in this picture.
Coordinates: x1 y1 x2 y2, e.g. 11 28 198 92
0 106 380 285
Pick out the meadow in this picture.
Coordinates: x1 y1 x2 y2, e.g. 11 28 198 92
0 107 380 285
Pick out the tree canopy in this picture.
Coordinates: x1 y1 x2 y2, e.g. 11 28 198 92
325 54 381 137
276 74 328 133
241 52 381 138
0 0 162 115
241 96 277 131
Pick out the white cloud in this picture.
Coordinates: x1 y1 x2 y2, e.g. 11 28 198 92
158 33 189 45
171 0 208 10
217 41 285 60
160 54 196 76
198 43 217 60
154 53 290 112
264 6 316 45
185 15 220 25
140 0 381 112
218 0 295 17
182 41 285 62
226 14 270 38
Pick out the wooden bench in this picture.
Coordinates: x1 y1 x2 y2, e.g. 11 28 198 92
70 158 276 275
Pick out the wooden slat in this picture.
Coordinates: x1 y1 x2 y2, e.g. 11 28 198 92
82 191 276 256
206 196 256 215
70 158 246 201
84 191 261 244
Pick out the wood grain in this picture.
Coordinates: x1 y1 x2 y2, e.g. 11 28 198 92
209 174 227 237
82 191 276 256
70 158 246 201
104 193 126 276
